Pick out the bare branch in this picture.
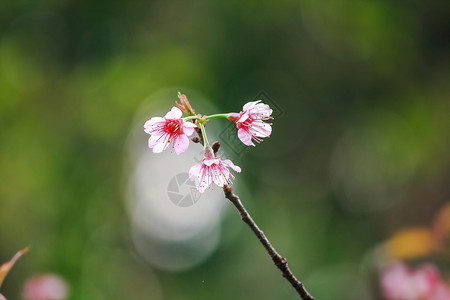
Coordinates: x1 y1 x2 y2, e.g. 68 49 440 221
223 185 315 300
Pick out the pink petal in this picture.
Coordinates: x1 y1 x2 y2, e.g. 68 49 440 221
148 135 161 148
0 293 6 300
144 117 165 134
251 121 272 137
380 263 411 299
431 283 450 300
204 158 220 166
242 100 260 112
197 178 211 193
164 107 182 119
238 128 255 146
198 169 212 193
189 162 214 193
183 122 197 136
237 112 249 123
189 163 203 181
212 166 230 187
380 263 445 300
147 129 165 137
152 138 169 153
252 103 272 117
412 264 442 297
174 134 189 155
223 160 241 173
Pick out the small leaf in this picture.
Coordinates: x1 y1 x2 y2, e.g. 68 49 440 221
0 247 29 288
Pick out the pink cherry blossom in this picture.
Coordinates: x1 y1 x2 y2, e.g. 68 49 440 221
144 107 197 155
22 274 69 300
431 283 450 300
189 147 241 193
0 293 6 300
380 263 445 300
229 100 273 146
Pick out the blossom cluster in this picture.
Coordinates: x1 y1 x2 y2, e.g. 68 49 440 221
144 93 273 193
380 262 450 300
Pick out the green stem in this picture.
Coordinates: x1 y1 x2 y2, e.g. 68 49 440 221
204 113 230 120
183 116 201 121
198 122 210 148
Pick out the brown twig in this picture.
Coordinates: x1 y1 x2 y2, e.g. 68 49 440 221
193 131 314 298
223 185 315 300
194 123 204 146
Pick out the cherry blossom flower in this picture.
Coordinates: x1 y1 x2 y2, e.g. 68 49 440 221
22 274 69 300
431 283 450 300
229 100 273 146
144 107 197 155
380 262 445 300
189 147 241 193
0 293 6 300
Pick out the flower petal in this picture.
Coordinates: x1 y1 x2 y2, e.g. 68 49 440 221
144 117 165 134
148 134 165 148
165 107 182 119
251 121 272 137
252 103 273 118
237 112 249 123
242 100 261 111
238 128 255 146
197 176 211 193
196 166 212 193
212 165 229 187
183 122 197 136
223 159 241 173
152 138 169 153
204 158 219 166
189 163 203 181
174 134 189 155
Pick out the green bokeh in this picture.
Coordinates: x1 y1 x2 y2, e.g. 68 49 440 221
0 0 449 299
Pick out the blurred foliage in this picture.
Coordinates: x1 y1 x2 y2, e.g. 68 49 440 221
0 0 449 299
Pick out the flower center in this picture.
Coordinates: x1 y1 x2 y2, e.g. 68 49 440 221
165 119 183 135
237 117 253 129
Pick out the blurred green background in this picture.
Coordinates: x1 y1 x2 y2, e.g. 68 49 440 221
0 0 449 299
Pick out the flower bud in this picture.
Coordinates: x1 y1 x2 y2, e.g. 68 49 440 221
176 92 196 116
212 141 221 154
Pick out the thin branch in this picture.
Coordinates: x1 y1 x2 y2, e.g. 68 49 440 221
223 185 315 300
194 122 204 146
193 130 314 298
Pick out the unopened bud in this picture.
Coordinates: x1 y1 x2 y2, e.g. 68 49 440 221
176 92 196 116
212 141 221 154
